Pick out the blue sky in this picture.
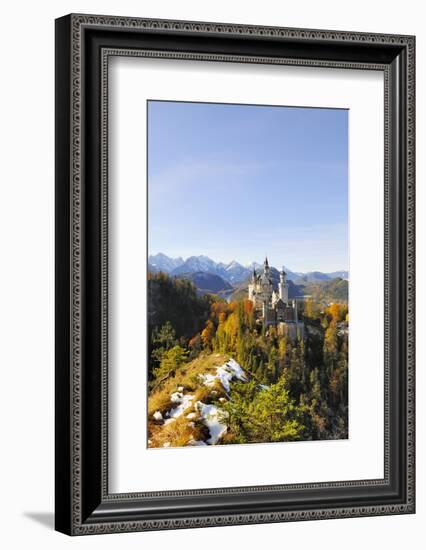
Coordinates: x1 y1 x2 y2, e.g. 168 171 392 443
148 100 348 272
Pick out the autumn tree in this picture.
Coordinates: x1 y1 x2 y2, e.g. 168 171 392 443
323 319 338 371
325 303 348 323
201 320 215 350
188 333 202 358
303 297 320 320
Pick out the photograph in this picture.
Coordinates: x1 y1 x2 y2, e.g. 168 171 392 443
147 100 349 448
52 9 415 538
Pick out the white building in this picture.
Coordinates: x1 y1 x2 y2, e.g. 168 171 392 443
248 257 304 339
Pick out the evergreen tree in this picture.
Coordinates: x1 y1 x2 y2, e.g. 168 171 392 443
221 379 305 444
152 345 188 387
150 322 178 377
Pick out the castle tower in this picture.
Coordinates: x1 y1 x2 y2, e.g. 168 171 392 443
254 256 272 313
248 268 257 302
278 267 289 304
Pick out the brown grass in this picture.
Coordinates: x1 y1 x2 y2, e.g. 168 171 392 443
148 415 208 448
193 382 225 403
148 353 228 418
147 390 174 418
221 431 238 445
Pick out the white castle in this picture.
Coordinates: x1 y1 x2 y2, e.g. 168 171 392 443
248 257 304 338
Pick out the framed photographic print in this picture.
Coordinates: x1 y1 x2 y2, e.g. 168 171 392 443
55 14 415 535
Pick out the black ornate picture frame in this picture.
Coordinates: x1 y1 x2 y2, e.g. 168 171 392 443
55 14 415 535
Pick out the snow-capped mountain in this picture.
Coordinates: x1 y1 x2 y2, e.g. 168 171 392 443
148 253 184 273
171 255 219 276
222 260 250 284
246 261 263 272
170 256 252 283
148 253 348 285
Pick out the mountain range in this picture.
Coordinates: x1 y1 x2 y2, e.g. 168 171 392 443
176 271 233 296
148 253 348 285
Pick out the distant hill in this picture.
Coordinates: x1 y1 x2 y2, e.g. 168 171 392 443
302 278 348 304
327 270 349 280
294 271 333 284
176 271 232 295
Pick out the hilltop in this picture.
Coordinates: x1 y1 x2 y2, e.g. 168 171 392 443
148 353 306 448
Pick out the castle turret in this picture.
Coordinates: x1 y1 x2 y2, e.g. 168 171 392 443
278 267 289 304
259 256 273 302
248 268 257 303
264 256 270 275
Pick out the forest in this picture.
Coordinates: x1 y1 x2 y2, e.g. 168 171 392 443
147 271 348 448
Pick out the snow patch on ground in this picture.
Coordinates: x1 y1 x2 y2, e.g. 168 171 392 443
154 358 247 447
201 358 247 393
196 401 227 444
168 392 194 419
170 391 184 403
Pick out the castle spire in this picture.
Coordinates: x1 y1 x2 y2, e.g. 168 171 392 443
264 256 269 269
